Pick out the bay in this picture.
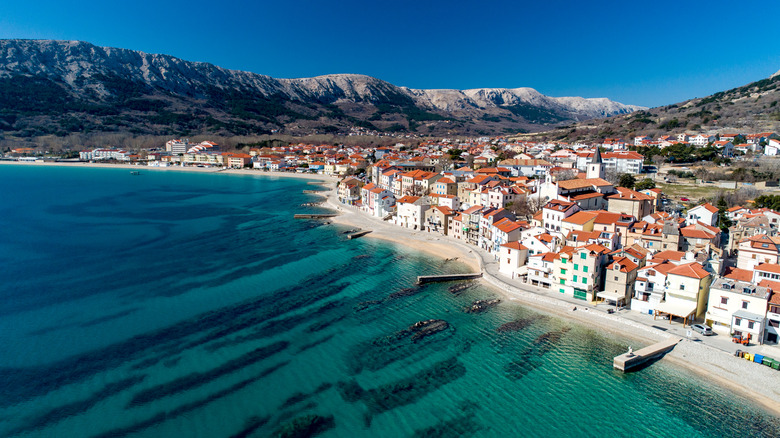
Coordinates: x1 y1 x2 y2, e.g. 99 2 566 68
0 164 777 437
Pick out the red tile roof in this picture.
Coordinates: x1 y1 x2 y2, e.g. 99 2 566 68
667 262 709 279
724 267 754 282
502 241 529 250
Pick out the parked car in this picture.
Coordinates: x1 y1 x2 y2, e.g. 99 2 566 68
680 197 690 201
691 324 713 336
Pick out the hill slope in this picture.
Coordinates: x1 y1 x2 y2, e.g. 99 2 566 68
0 39 644 138
521 72 780 142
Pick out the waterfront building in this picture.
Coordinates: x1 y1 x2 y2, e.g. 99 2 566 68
499 242 529 280
706 277 769 342
600 256 639 307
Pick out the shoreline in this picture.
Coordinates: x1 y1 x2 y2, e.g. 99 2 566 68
8 161 780 416
317 183 780 417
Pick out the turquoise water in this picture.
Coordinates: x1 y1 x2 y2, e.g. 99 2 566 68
0 164 778 437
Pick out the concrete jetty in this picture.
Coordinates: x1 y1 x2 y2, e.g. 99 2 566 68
417 273 482 285
613 337 681 372
347 230 372 239
293 213 338 219
302 190 328 195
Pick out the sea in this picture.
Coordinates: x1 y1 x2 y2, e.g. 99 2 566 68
0 164 778 438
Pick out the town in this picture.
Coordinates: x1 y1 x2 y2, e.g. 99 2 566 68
5 132 780 356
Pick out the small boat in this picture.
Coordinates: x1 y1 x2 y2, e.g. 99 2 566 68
130 171 141 175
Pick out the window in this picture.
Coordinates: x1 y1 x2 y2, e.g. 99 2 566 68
680 284 685 290
562 258 567 264
580 253 586 260
581 277 587 284
574 264 579 271
721 297 728 305
742 301 749 309
583 266 589 273
748 321 755 329
559 288 565 293
560 279 565 285
752 254 757 259
614 276 619 281
561 269 567 275
735 317 742 326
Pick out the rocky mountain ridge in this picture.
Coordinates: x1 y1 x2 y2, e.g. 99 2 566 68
0 39 644 137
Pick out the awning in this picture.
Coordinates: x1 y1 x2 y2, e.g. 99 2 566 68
597 291 625 302
655 300 696 319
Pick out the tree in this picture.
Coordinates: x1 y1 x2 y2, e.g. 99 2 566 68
652 154 666 170
555 169 579 181
716 195 732 231
634 178 656 191
618 173 636 189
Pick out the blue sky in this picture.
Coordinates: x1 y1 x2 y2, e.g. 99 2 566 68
2 0 779 108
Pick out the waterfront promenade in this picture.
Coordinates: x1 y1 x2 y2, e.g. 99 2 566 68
322 182 780 415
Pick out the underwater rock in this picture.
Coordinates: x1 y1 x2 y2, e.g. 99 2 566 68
447 281 475 295
464 299 501 313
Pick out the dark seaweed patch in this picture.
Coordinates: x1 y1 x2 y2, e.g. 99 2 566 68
346 320 454 374
412 413 482 437
386 286 423 300
280 383 333 410
0 262 355 407
9 375 146 435
28 308 138 336
339 357 467 418
127 341 288 407
297 334 336 354
91 362 287 438
353 300 382 312
273 414 335 438
303 314 347 333
496 315 549 333
504 327 571 380
228 416 270 438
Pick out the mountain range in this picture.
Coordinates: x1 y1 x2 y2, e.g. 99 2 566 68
0 39 645 138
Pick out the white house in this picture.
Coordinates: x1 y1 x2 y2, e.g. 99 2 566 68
706 277 769 342
765 138 780 156
499 242 529 280
394 195 429 230
632 260 677 314
686 203 719 227
690 134 716 146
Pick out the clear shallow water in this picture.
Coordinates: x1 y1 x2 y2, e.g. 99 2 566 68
0 164 778 438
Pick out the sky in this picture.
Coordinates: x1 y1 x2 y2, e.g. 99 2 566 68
1 0 779 108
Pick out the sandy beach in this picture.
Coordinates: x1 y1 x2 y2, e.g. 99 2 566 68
7 160 780 416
